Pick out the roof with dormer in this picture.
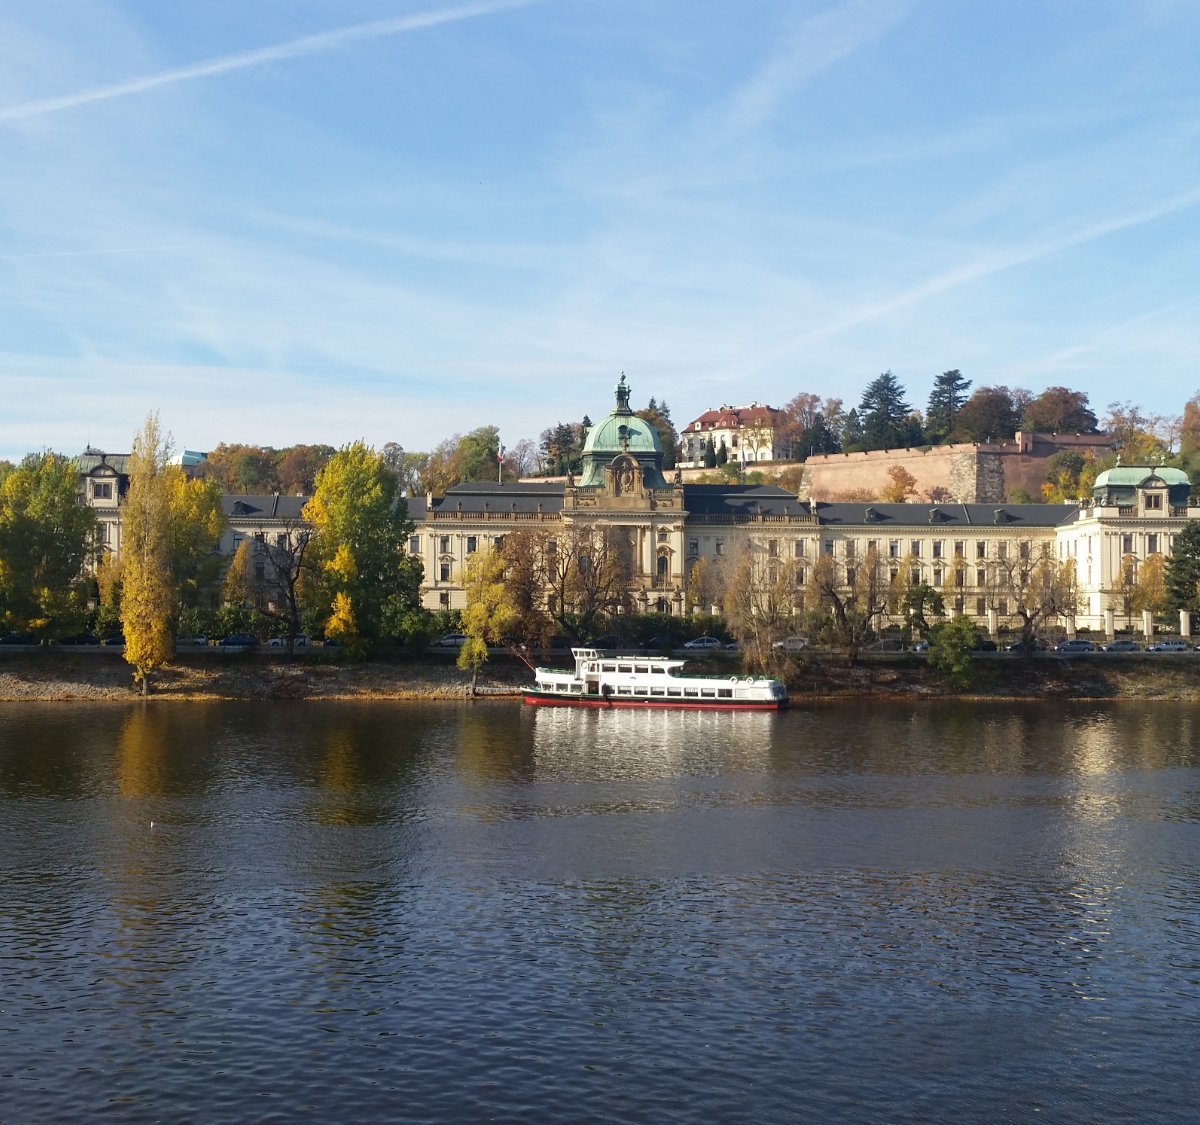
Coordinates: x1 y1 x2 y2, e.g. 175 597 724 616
681 403 782 435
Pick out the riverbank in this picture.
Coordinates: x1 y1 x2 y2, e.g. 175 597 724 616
4 649 1200 702
0 651 528 702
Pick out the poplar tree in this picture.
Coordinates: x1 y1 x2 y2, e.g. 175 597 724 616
121 414 175 693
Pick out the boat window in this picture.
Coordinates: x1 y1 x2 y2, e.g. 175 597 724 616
651 666 665 674
618 664 633 674
718 688 732 698
668 688 682 696
651 687 665 696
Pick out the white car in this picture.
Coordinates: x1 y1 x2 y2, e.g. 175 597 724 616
267 635 308 648
435 633 469 648
1146 640 1190 653
682 636 723 650
772 636 809 652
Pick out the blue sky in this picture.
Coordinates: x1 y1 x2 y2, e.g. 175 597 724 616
2 0 1198 462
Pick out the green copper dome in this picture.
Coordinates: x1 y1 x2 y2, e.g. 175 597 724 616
1093 464 1188 489
577 375 669 489
1093 461 1190 508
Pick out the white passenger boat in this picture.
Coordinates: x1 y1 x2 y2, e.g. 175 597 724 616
524 648 788 711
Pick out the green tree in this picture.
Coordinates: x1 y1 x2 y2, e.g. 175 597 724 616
457 546 518 695
858 370 915 451
636 400 679 468
1165 521 1200 615
168 472 226 609
0 452 96 638
121 414 176 693
928 614 978 689
302 442 420 654
1021 386 1098 433
925 369 971 443
950 386 1021 442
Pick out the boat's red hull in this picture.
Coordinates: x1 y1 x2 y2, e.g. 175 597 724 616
522 691 787 711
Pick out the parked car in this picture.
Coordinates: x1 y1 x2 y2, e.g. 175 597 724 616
1101 639 1141 652
57 633 99 645
590 634 620 649
267 635 308 648
178 635 208 646
0 632 37 645
1055 639 1096 653
724 641 740 652
1146 640 1189 653
772 636 810 652
911 640 930 652
1004 639 1047 652
434 633 468 648
973 637 998 651
218 634 258 647
683 636 723 650
101 634 125 646
642 635 676 650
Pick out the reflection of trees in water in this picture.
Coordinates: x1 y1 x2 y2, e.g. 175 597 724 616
118 704 171 798
312 715 427 826
453 702 537 784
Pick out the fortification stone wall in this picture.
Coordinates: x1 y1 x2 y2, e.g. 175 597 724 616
795 432 1111 503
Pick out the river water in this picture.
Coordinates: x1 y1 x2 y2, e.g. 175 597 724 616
1 700 1198 1122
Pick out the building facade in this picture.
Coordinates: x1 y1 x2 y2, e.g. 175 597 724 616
678 402 787 468
76 382 1200 639
411 382 1200 638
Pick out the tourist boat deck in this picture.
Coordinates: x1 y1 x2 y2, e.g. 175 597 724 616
524 648 788 711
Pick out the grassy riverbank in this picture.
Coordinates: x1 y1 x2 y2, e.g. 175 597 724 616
5 649 1200 702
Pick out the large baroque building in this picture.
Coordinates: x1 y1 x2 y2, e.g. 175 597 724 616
77 378 1200 638
409 379 1200 637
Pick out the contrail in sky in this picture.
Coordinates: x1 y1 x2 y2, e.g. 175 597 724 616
0 0 536 123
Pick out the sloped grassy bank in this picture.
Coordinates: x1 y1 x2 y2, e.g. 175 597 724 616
2 649 1200 702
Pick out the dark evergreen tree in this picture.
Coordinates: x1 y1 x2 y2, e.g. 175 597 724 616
840 408 864 450
858 371 912 450
704 437 717 468
1165 520 1200 614
716 439 728 466
925 369 971 443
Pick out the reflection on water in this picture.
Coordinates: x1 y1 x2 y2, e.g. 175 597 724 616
530 704 778 780
0 699 1199 1122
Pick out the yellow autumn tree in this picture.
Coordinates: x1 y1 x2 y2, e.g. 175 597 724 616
457 547 518 694
882 464 917 502
121 414 175 693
